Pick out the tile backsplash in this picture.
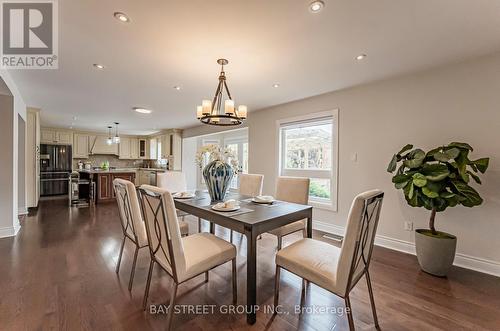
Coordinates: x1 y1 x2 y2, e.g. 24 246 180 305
73 155 144 169
72 155 168 170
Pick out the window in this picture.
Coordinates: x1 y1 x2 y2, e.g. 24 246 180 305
278 110 338 209
225 138 249 189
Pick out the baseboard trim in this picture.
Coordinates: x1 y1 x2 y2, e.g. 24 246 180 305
0 224 20 238
313 221 500 277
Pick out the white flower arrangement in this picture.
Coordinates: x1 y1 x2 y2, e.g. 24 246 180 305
195 144 239 173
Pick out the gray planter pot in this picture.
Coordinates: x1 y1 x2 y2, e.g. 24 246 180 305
415 229 457 277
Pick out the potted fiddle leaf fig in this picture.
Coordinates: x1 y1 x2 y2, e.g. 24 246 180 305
387 142 489 276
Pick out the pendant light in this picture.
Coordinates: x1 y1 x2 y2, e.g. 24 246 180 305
113 122 120 144
106 126 113 145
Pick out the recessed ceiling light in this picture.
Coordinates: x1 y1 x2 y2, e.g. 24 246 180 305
93 63 105 69
133 107 153 114
114 12 130 23
173 86 181 90
272 83 280 88
356 54 367 60
309 1 325 13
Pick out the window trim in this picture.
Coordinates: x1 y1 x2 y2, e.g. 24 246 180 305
276 109 339 212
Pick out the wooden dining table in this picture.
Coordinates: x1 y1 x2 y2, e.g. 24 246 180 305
174 190 313 325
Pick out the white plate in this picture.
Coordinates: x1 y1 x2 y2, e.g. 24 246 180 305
173 193 196 199
211 205 241 212
251 198 275 204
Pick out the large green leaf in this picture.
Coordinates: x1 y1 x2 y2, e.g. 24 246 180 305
387 154 397 173
422 187 439 198
449 142 473 151
398 144 414 156
421 164 450 181
467 171 482 184
412 173 427 187
471 158 489 174
433 147 460 162
451 180 483 207
403 149 425 169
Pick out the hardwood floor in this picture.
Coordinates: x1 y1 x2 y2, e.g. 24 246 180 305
1 199 500 330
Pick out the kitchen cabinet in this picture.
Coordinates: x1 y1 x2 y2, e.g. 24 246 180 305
118 137 131 159
41 129 73 144
139 138 149 159
130 138 139 159
160 135 170 159
73 134 89 158
89 135 118 155
118 138 140 159
94 172 136 202
149 138 158 160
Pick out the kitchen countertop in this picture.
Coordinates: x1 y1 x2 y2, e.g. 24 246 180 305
77 168 168 174
78 169 138 174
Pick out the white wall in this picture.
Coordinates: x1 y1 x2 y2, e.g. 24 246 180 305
0 70 27 237
245 53 500 275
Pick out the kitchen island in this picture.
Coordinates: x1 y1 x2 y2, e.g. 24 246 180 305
78 169 136 203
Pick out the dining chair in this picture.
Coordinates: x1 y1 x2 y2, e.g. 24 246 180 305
274 190 384 330
229 173 264 242
156 171 195 234
113 178 150 291
267 176 310 250
138 185 237 330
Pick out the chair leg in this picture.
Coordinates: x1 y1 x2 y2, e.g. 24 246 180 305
198 217 202 232
143 260 155 310
273 265 281 311
277 236 282 250
230 230 233 243
344 295 355 331
365 270 380 329
205 271 209 283
166 282 178 330
116 235 126 273
128 245 139 291
232 258 237 305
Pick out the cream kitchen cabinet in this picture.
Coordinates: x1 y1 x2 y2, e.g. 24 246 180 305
119 138 140 159
118 137 131 159
139 138 149 159
160 134 170 159
73 134 89 158
41 129 73 144
130 138 139 159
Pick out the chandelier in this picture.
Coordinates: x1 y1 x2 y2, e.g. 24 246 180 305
197 59 247 126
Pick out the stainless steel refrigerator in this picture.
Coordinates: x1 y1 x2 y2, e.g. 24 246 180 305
40 144 72 196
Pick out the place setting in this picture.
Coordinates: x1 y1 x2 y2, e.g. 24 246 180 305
209 199 254 216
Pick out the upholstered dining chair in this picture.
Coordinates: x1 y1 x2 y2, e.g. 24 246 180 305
113 178 149 291
138 185 237 330
156 171 195 234
267 176 310 250
274 190 384 330
229 173 264 242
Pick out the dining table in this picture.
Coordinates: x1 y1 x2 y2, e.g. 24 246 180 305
174 190 313 325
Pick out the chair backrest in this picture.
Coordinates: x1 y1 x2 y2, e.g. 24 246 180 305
113 178 144 244
137 184 185 282
239 173 264 197
156 171 187 193
275 176 310 204
336 190 384 296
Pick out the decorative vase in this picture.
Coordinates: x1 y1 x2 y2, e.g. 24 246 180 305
202 160 234 201
415 229 457 277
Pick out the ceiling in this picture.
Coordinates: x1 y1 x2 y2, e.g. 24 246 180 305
8 0 500 134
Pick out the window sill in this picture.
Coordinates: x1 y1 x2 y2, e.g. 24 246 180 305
310 200 337 212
